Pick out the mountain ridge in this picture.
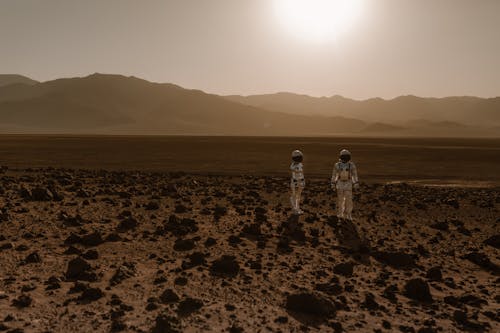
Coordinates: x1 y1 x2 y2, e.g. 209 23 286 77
0 74 39 87
0 73 498 137
0 73 366 136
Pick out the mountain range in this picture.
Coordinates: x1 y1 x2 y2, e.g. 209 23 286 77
0 73 498 137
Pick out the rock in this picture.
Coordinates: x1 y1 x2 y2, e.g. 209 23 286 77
210 255 240 278
426 267 442 281
463 252 500 273
0 242 13 250
174 277 187 286
151 314 180 333
333 262 354 277
64 233 83 245
145 201 160 210
483 235 500 249
228 324 244 333
372 251 416 269
177 298 203 317
175 204 189 213
362 292 380 310
444 295 460 307
24 251 42 264
65 257 96 281
453 310 490 331
30 187 54 201
164 215 198 236
181 252 206 270
445 199 459 209
159 289 179 304
228 235 242 246
430 221 449 231
315 282 343 296
45 276 61 290
285 293 335 317
204 237 217 247
78 287 104 303
453 310 468 325
105 233 122 242
21 284 36 292
404 278 433 302
117 217 138 232
459 294 488 308
59 212 86 227
11 295 32 308
81 232 104 247
213 205 227 219
110 320 127 332
82 249 99 260
64 246 82 255
173 238 195 251
110 262 136 286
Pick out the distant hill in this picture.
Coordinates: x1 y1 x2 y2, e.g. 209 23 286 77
226 93 500 128
0 74 365 135
0 74 38 87
0 73 498 136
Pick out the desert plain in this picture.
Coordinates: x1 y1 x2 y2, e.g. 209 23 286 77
0 135 498 332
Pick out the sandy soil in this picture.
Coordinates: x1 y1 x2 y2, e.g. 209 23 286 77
0 135 499 184
0 168 499 332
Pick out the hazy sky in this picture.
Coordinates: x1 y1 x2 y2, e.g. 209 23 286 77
1 0 499 99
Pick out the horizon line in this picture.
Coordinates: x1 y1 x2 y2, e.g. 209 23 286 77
2 72 499 101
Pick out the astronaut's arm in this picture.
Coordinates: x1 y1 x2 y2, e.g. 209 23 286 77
351 163 359 185
331 166 338 187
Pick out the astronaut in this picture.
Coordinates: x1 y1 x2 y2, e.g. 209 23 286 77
331 149 359 220
290 150 305 215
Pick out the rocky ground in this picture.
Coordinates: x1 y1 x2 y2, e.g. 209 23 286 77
0 168 499 332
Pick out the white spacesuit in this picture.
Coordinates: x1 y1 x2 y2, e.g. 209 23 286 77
290 150 305 215
331 149 359 220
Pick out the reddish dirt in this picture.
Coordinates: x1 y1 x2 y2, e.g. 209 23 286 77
0 168 498 332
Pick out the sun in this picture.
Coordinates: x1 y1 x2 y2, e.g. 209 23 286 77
273 0 365 43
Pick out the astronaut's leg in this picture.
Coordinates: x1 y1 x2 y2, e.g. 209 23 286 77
337 188 345 219
295 186 303 214
290 185 297 213
344 190 353 220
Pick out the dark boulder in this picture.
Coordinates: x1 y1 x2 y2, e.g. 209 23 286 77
483 235 500 249
333 262 354 277
177 298 203 317
285 293 335 317
81 232 104 247
24 251 42 264
210 255 240 278
173 238 195 251
11 295 32 308
372 251 416 269
404 278 433 302
462 252 500 274
65 257 96 281
426 267 442 281
159 289 179 304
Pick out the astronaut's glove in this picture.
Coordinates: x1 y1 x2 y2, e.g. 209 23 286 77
353 182 360 190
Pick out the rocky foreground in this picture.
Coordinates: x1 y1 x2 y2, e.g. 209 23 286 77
0 168 499 333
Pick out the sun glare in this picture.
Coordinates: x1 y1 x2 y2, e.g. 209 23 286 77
273 0 365 43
